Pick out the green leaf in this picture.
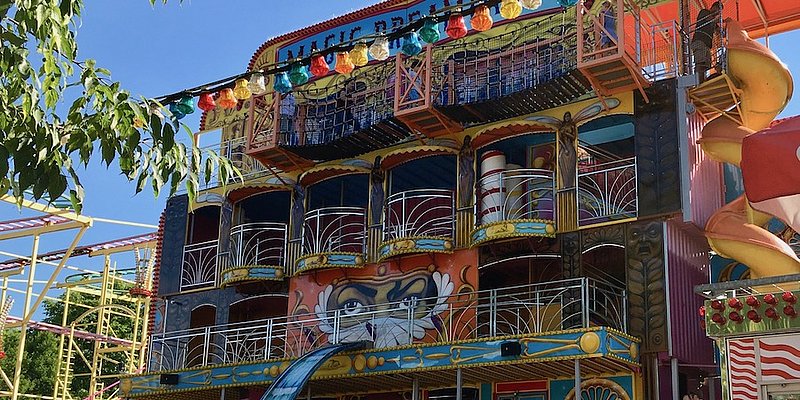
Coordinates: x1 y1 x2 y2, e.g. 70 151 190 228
0 145 8 178
69 189 83 214
162 121 175 152
47 174 67 203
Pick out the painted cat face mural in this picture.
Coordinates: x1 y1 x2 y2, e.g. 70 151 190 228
314 269 454 348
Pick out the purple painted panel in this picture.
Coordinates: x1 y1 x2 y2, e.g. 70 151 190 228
687 113 724 228
666 219 715 365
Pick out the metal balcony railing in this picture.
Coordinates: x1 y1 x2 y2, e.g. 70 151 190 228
383 189 455 241
642 20 688 81
179 136 269 193
430 13 578 108
578 158 638 226
148 277 627 371
227 222 287 268
578 0 643 66
276 63 396 148
180 240 219 291
476 169 555 226
301 207 367 255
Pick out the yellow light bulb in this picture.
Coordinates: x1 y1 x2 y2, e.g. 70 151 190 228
500 0 523 19
350 43 369 67
233 79 251 100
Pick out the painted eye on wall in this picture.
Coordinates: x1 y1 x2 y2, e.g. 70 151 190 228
395 296 419 310
342 300 364 316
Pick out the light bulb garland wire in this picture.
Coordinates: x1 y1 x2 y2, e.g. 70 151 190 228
153 0 567 107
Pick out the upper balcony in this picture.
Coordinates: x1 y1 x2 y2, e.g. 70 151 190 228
379 189 456 260
148 277 627 372
296 206 368 274
577 157 638 226
219 222 288 286
472 168 556 246
245 12 593 172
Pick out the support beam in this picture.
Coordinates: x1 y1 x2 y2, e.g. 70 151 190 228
671 358 679 400
11 225 86 400
574 359 581 398
11 234 40 400
456 368 463 400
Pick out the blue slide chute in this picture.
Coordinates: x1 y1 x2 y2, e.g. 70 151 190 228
261 341 367 400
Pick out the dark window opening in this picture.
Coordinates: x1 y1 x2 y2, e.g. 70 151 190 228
234 191 291 225
389 155 457 194
228 295 289 324
307 174 369 210
186 206 220 244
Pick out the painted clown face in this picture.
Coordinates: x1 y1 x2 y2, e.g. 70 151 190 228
314 271 454 348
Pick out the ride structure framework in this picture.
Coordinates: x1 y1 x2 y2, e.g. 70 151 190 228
0 194 158 400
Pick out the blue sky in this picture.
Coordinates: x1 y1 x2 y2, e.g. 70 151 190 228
1 1 800 315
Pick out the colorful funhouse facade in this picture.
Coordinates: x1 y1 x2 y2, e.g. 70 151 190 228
121 0 800 399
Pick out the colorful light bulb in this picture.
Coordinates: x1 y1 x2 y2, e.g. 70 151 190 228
557 0 579 6
233 78 252 100
169 102 185 120
445 12 467 39
369 35 390 61
288 63 310 86
419 18 441 43
273 72 293 94
335 51 355 74
521 0 542 9
500 0 523 19
197 93 216 112
174 96 195 116
218 88 238 109
310 54 330 77
471 5 494 31
350 42 370 67
401 31 423 56
247 73 267 95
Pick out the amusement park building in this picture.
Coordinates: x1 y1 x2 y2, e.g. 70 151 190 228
120 0 800 399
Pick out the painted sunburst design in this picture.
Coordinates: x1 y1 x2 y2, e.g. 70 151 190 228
565 378 631 400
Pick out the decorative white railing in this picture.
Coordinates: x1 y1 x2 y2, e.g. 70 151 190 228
578 158 638 226
383 189 455 240
149 277 627 371
476 169 555 226
180 136 270 193
228 222 287 267
302 207 367 255
180 240 219 291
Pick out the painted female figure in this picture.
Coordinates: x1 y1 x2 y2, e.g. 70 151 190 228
370 156 385 225
291 183 306 240
458 136 475 208
558 111 578 189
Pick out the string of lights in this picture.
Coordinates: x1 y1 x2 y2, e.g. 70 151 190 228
154 0 578 120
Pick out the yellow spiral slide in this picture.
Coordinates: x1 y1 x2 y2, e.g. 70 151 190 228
699 19 800 279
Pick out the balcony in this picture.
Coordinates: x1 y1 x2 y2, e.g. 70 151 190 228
148 277 627 371
219 222 287 286
379 189 455 260
429 13 590 125
578 158 638 227
295 207 367 274
472 169 557 246
246 13 594 171
576 0 652 99
180 240 218 291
